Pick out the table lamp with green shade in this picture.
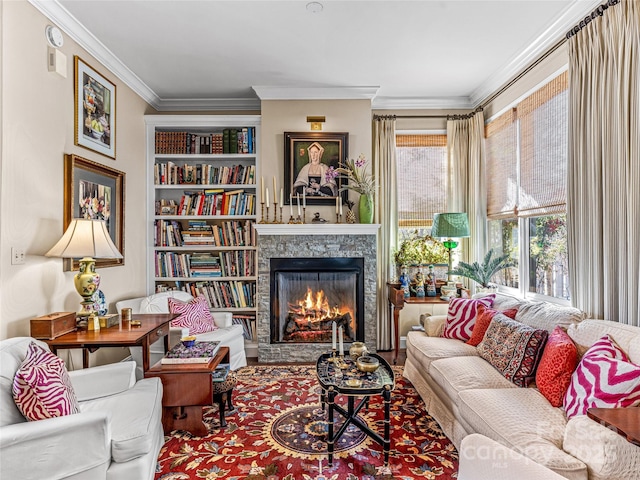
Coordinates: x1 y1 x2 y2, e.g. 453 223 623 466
431 212 470 283
45 219 123 316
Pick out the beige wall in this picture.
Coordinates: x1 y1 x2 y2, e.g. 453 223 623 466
1 1 151 365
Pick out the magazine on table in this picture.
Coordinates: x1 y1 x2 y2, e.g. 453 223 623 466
161 341 220 364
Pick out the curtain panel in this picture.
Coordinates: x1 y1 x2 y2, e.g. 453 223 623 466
567 0 640 325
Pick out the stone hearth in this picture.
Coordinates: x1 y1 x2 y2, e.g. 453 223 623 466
255 224 379 363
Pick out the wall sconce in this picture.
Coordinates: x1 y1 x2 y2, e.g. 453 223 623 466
307 116 326 131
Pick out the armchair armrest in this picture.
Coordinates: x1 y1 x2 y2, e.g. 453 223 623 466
0 411 111 480
423 314 447 337
69 361 136 401
212 312 233 328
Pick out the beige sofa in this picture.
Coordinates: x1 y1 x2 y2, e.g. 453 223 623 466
403 293 640 480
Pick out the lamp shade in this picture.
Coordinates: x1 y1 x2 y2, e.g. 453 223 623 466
45 219 122 259
431 213 470 239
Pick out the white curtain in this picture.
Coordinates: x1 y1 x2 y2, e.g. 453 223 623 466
373 116 397 350
446 112 487 268
567 0 639 325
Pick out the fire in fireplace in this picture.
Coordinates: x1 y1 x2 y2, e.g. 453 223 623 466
270 257 365 345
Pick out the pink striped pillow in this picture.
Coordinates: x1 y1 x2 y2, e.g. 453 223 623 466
442 294 496 341
168 296 218 335
563 334 640 418
12 341 79 421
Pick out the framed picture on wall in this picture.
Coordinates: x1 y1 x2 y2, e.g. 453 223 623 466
63 154 125 269
74 56 116 159
284 132 349 206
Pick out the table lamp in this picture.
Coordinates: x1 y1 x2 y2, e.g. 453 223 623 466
431 213 470 283
46 219 122 316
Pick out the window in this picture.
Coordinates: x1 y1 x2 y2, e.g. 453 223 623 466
396 134 447 240
485 72 570 301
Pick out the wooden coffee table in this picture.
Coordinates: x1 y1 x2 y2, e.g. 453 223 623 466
587 407 640 446
145 346 230 436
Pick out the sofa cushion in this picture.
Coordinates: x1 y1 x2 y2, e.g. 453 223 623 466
168 296 218 335
12 341 80 421
458 388 587 477
478 315 548 387
429 356 516 402
406 331 479 372
567 319 640 363
536 326 579 407
516 300 584 333
563 334 640 418
467 304 518 347
442 295 495 341
80 376 163 463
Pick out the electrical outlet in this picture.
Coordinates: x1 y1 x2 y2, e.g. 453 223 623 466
11 248 26 265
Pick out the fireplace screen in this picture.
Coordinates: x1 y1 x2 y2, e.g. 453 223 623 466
270 257 364 344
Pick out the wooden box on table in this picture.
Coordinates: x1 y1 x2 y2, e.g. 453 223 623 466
30 312 77 340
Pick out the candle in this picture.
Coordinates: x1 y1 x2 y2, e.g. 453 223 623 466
332 322 337 350
297 194 301 215
338 326 344 356
336 197 339 214
289 193 293 216
272 177 277 203
266 188 270 208
303 190 306 208
261 176 265 200
339 201 343 216
280 188 283 207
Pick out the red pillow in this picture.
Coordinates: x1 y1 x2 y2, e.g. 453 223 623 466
467 304 518 346
535 326 579 407
168 296 218 335
442 294 496 341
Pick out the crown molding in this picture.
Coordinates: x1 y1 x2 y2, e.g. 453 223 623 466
469 0 604 107
372 96 474 110
155 97 261 111
252 86 380 101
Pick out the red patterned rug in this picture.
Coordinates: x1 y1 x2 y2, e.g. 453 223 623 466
155 365 458 479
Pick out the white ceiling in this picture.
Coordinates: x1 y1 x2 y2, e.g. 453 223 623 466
31 0 601 111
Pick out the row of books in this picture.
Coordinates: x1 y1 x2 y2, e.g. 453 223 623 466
154 219 256 248
156 280 256 309
156 190 256 217
155 251 256 278
232 314 257 341
155 128 256 155
154 162 255 186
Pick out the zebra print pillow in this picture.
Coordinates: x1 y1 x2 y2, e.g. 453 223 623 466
563 334 640 418
12 341 79 421
442 294 496 341
168 296 218 335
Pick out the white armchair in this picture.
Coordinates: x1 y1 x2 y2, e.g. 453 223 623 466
116 291 247 378
0 337 163 480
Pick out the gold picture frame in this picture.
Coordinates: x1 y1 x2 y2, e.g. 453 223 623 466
63 154 125 270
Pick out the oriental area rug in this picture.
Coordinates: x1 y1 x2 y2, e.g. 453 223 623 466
155 365 458 480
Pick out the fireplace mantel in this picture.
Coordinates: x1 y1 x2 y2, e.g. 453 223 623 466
254 224 380 236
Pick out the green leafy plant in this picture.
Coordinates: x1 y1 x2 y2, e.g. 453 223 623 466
394 232 448 266
325 154 376 196
449 249 516 288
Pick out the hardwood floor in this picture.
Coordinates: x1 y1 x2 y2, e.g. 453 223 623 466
247 349 406 366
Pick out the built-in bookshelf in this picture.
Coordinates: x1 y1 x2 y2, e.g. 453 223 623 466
145 115 260 357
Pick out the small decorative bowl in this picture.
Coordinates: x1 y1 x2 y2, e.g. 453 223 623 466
345 378 363 388
181 336 196 348
356 355 380 373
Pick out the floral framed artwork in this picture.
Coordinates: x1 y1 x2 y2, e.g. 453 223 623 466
64 154 125 269
284 132 349 206
74 56 116 159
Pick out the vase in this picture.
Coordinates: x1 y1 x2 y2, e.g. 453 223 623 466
358 194 374 224
349 341 368 360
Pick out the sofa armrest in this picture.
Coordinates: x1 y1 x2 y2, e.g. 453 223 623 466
423 314 447 337
564 415 640 480
69 361 136 401
459 433 566 480
0 411 111 479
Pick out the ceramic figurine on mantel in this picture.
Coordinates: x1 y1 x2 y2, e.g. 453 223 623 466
413 266 426 298
426 265 437 297
399 266 411 298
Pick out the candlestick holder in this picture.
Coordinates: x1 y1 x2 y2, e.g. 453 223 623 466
288 215 296 224
278 206 283 224
272 202 278 223
259 202 267 223
328 348 337 362
295 215 303 224
302 207 306 224
336 213 342 224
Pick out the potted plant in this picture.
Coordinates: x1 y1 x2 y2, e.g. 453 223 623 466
394 232 449 268
449 248 515 290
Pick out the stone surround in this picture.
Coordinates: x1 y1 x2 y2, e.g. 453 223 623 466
255 224 379 363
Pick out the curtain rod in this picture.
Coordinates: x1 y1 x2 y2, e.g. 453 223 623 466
566 0 619 39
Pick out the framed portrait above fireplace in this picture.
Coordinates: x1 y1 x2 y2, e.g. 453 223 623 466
284 132 349 206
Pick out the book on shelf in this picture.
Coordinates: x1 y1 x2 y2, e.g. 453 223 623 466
161 341 221 364
212 363 230 382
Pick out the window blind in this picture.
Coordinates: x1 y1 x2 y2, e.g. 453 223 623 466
516 72 568 217
396 134 447 227
485 109 518 219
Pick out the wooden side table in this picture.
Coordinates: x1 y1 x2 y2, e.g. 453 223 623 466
587 407 640 446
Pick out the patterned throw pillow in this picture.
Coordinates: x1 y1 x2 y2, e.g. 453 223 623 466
536 326 579 407
467 304 518 347
168 296 218 335
12 341 80 421
478 314 548 387
563 334 640 418
442 294 496 341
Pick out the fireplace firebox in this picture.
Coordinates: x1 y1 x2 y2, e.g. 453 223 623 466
270 257 365 345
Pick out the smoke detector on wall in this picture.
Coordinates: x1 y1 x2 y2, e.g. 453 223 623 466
45 25 64 48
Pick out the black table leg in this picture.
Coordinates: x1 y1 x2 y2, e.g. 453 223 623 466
327 386 336 467
383 385 391 466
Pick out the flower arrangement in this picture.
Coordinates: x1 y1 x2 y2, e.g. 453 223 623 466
325 154 376 196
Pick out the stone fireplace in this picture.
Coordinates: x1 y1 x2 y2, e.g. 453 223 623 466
255 224 379 363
